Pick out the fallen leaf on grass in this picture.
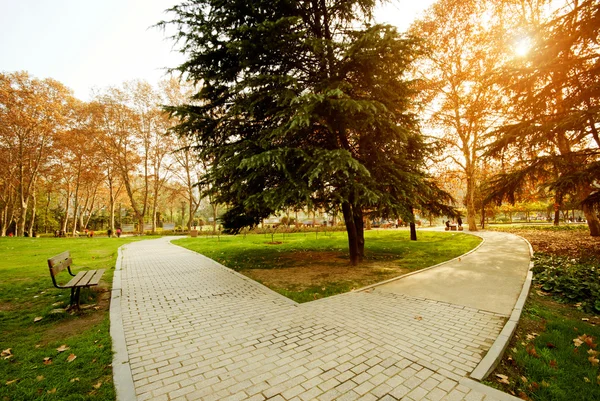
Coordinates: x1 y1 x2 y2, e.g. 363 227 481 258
589 356 599 366
93 381 102 389
495 373 510 384
584 377 591 383
546 342 556 349
33 316 43 322
1 348 12 360
520 375 528 383
526 345 539 358
6 379 18 385
70 378 80 382
67 353 77 363
43 357 52 365
526 333 538 341
588 349 598 356
574 334 597 349
36 376 44 381
582 318 590 321
56 345 69 353
549 360 558 369
47 388 56 394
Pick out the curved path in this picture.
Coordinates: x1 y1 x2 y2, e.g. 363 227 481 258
111 230 530 401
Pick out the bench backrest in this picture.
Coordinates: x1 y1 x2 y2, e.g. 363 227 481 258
48 251 72 278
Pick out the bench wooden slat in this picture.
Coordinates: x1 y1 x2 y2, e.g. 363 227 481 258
64 271 89 288
48 251 73 277
65 269 105 288
87 269 105 286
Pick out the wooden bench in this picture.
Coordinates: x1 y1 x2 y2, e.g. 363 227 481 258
47 251 105 309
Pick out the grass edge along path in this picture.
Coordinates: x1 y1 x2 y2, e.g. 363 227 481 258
485 291 600 401
174 230 481 303
0 237 142 401
486 225 600 401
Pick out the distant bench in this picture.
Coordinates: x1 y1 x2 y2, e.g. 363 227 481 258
47 251 105 310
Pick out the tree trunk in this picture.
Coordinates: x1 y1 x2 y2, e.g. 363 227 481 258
582 203 600 237
342 202 359 266
0 203 8 236
27 192 36 235
17 199 27 237
212 204 218 233
138 215 145 235
465 175 478 231
410 222 417 241
353 207 364 261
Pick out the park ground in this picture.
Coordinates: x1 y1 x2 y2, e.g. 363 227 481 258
1 225 599 400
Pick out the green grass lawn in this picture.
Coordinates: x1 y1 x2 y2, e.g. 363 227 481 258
487 292 600 401
0 237 141 401
174 230 481 302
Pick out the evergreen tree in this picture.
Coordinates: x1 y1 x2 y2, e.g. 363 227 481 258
163 0 454 264
487 0 600 236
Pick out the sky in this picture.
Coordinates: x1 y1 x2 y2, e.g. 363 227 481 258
0 0 436 101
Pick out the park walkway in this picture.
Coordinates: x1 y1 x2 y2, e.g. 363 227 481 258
111 230 531 401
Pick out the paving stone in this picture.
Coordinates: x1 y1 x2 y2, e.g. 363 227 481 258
115 236 519 401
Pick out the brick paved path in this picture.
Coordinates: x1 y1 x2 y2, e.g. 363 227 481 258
114 235 524 401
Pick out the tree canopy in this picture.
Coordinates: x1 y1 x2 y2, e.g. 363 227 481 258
486 0 600 236
163 0 454 264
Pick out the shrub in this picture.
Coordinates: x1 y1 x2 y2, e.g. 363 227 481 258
533 253 600 313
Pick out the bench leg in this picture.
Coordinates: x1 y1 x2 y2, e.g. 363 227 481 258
68 287 82 310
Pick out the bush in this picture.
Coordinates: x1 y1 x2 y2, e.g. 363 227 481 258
533 253 600 313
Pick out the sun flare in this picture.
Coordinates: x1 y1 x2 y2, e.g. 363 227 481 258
514 37 532 57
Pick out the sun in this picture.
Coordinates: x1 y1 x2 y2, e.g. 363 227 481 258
514 37 532 57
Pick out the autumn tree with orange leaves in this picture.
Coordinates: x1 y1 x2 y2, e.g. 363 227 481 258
0 72 71 236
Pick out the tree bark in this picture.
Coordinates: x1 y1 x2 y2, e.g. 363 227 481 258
582 203 600 237
342 202 359 266
553 194 562 226
27 192 36 235
352 206 364 261
410 222 417 241
466 175 478 231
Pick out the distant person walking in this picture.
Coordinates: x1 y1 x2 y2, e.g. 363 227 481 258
116 228 122 238
457 216 463 228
